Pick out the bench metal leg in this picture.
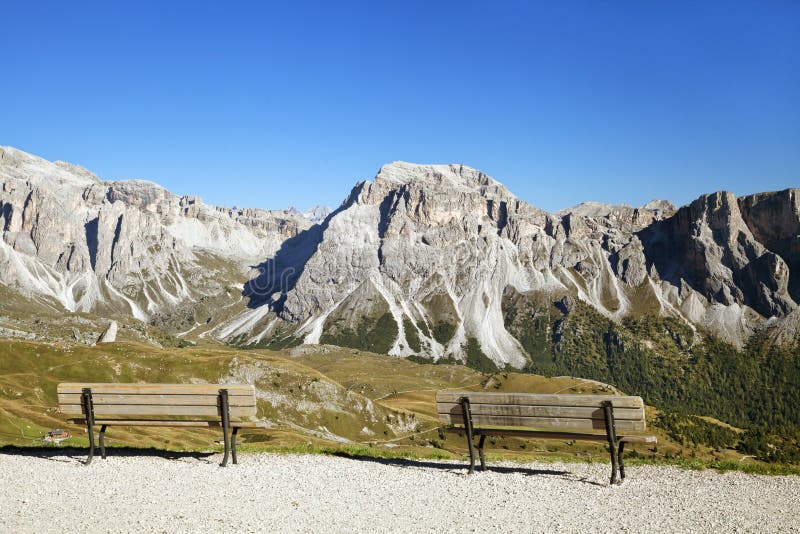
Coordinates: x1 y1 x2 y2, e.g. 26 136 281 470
466 436 476 474
609 443 620 485
231 427 239 465
618 441 626 481
461 397 477 474
85 422 95 465
603 401 621 485
477 434 487 471
219 389 231 467
82 388 96 466
99 425 108 460
220 434 230 467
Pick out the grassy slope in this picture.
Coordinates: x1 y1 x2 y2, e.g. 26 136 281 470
0 338 760 470
0 340 407 451
504 291 800 429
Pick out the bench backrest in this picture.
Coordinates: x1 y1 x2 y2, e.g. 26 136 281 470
436 392 646 431
57 383 257 420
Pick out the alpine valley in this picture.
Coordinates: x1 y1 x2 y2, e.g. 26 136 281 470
2 146 799 461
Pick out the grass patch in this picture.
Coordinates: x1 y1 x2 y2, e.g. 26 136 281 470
464 337 498 373
403 319 421 353
2 338 799 473
431 322 456 345
654 411 740 449
320 313 398 354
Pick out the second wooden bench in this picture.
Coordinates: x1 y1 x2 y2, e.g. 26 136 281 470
437 391 657 484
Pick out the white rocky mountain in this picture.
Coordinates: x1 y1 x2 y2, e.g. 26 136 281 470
286 205 333 224
0 146 309 327
2 147 798 366
304 205 333 224
221 161 799 364
558 199 676 219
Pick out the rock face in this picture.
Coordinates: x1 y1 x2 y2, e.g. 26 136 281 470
641 192 796 320
738 189 800 302
0 146 309 326
219 162 799 364
1 147 798 366
286 205 333 224
97 320 118 343
303 205 333 224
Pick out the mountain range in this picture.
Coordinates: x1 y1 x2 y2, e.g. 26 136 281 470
1 146 799 368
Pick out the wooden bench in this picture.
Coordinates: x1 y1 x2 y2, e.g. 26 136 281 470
436 391 657 484
58 383 262 466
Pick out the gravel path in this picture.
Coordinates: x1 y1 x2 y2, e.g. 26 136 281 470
2 450 798 533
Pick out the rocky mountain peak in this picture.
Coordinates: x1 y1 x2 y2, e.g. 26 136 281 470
559 199 676 220
641 199 676 214
214 160 800 361
2 146 799 368
738 188 800 302
1 146 99 189
0 147 310 323
53 161 102 183
371 162 507 196
641 189 796 320
287 205 333 224
558 201 633 218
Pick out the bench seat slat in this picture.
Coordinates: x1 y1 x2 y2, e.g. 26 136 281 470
440 413 646 431
67 418 263 428
59 404 256 417
57 383 255 396
58 393 256 407
443 426 657 444
435 391 643 408
437 403 644 421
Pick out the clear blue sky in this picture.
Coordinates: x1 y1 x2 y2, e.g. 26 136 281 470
1 1 797 212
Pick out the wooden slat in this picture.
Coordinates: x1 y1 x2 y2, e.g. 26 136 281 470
436 403 644 421
435 391 643 409
57 383 255 396
67 418 263 428
58 393 255 407
59 404 256 417
439 413 646 431
443 427 656 443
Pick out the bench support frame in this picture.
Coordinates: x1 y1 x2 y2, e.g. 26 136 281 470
77 387 240 467
460 397 477 474
602 400 622 485
219 388 236 467
99 424 108 460
457 396 628 485
81 388 96 465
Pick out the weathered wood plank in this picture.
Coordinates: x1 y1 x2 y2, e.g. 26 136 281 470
442 427 656 443
57 383 255 396
67 418 263 428
58 393 255 407
436 403 644 421
59 404 256 417
435 391 643 408
439 413 646 431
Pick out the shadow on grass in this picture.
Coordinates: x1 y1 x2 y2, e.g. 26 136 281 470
0 445 218 464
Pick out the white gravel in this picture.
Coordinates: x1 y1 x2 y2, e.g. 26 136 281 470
1 450 799 533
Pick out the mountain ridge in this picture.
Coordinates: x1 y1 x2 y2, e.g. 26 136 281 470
1 146 798 369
